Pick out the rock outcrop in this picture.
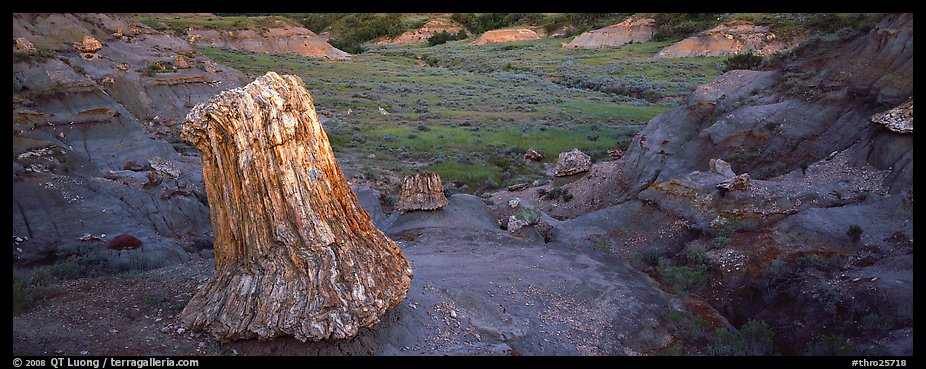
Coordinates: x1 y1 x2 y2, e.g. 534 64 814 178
13 13 244 274
871 98 913 133
600 14 913 354
187 26 350 59
394 172 449 212
178 72 413 342
553 149 591 177
377 18 465 45
471 28 542 45
655 23 799 58
563 17 655 49
620 14 912 195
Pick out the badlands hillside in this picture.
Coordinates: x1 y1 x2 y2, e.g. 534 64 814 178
12 13 912 358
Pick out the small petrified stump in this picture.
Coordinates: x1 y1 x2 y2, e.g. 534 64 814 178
14 37 36 54
178 72 412 342
553 148 591 177
395 172 449 212
77 35 102 53
607 148 624 160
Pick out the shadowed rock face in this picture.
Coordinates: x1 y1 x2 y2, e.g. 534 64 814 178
618 14 913 196
13 13 247 272
178 72 413 342
587 14 914 354
394 172 449 212
563 17 654 49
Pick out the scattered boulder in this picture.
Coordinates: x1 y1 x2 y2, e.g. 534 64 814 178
471 29 542 45
524 148 543 162
179 72 412 342
116 63 129 71
607 148 624 160
708 158 736 178
716 173 751 192
552 149 591 177
107 233 142 251
148 157 181 178
14 37 36 54
563 17 654 49
871 98 913 133
76 35 102 53
508 198 521 208
395 172 449 212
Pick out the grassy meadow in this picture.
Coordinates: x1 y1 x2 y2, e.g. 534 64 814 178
196 34 725 193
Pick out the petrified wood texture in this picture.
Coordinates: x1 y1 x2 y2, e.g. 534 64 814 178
394 172 449 212
178 72 412 342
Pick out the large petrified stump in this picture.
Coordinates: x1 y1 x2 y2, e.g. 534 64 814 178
178 72 413 342
394 172 449 212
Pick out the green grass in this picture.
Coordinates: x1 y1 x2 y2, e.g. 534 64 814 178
196 35 726 193
137 15 298 34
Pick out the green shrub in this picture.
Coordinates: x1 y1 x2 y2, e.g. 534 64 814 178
30 256 81 285
653 13 722 41
427 30 467 46
325 13 408 54
846 225 864 241
723 52 764 72
513 207 542 223
804 334 856 356
687 245 707 265
707 320 775 355
861 313 895 333
713 235 731 247
663 310 711 341
631 248 663 271
795 255 843 272
13 277 34 313
658 259 708 296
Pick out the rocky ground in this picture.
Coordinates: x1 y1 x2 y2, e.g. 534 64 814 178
13 197 689 356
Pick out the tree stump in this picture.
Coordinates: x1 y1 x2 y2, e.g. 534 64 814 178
178 72 413 342
394 172 449 212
